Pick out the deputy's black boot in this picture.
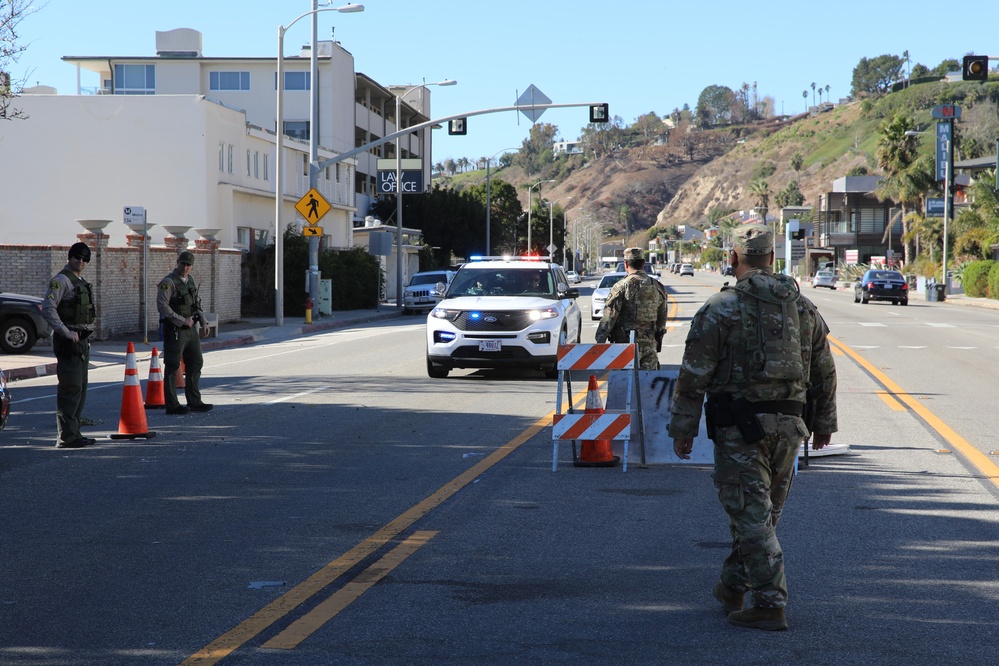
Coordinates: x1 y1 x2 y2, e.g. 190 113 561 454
727 606 788 631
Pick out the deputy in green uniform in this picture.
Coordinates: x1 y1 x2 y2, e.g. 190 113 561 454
669 223 838 631
594 247 668 369
42 242 97 448
157 251 213 415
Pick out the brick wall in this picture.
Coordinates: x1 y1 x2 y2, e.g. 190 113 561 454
0 235 242 340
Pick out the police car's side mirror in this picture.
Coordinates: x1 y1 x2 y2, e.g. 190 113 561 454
564 287 580 299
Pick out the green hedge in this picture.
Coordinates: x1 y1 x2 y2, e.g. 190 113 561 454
989 262 999 300
961 260 995 298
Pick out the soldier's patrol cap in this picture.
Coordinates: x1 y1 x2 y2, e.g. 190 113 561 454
68 242 91 262
732 223 773 256
623 247 644 262
178 251 195 265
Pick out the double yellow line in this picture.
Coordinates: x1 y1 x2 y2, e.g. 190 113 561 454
828 335 999 490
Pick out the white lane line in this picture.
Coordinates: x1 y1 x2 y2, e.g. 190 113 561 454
899 346 927 349
858 322 887 327
265 385 335 405
926 323 956 328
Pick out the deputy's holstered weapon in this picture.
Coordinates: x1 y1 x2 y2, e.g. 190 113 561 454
704 392 766 444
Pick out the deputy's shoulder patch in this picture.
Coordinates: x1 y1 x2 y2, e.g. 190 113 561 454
49 280 60 291
159 282 170 291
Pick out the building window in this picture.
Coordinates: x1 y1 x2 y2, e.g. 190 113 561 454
247 150 252 177
210 71 250 91
236 227 251 248
218 142 225 172
254 151 260 179
113 64 155 95
283 121 309 140
227 144 234 175
263 154 269 181
275 71 311 91
302 154 309 177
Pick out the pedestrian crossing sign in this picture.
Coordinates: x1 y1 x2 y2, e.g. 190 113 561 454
295 188 331 225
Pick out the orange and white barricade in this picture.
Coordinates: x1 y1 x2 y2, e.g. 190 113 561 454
552 342 638 472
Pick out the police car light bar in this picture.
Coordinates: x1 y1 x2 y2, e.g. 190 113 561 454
467 255 552 262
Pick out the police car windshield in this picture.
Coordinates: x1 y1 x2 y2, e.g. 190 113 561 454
450 268 554 297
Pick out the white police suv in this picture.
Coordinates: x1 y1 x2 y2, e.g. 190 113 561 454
426 257 582 379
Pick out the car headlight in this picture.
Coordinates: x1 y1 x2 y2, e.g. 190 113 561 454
431 307 460 320
528 307 559 321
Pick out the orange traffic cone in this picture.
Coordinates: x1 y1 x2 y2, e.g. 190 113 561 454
110 342 157 440
144 347 165 409
175 358 186 389
575 375 619 467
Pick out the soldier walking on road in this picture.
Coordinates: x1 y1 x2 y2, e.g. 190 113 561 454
669 223 838 631
157 251 213 415
42 242 97 449
595 247 667 369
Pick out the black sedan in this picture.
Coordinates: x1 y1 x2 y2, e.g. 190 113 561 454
0 292 53 353
854 270 908 306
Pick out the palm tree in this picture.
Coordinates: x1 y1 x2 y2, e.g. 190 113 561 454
811 82 816 107
902 50 910 88
825 84 831 102
874 113 930 264
749 177 771 225
802 90 808 113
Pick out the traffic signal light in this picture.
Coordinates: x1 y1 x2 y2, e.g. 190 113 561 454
589 103 609 123
962 55 989 81
448 118 467 135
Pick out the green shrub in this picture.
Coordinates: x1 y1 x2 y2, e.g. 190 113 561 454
988 262 999 299
961 260 994 297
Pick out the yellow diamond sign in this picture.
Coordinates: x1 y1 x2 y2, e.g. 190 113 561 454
295 188 331 225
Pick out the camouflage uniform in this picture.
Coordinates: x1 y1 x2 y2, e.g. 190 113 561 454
595 251 668 369
668 225 837 611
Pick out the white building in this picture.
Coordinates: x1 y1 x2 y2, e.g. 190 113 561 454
1 27 436 284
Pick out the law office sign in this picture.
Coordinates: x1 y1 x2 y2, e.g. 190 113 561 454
377 158 424 194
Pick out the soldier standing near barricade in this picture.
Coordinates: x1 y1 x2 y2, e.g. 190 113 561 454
42 242 97 449
669 223 838 631
594 247 667 369
157 251 213 415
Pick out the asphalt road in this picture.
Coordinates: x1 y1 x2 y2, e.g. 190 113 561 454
2 273 999 665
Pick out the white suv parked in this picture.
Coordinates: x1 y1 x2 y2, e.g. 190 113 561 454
426 258 582 378
404 270 454 314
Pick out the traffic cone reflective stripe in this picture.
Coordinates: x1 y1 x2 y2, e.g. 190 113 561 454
144 347 165 409
110 342 157 440
575 375 619 467
175 358 186 389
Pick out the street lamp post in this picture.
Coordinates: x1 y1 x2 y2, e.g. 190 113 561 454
275 2 364 326
392 79 456 308
906 128 952 294
485 146 517 255
526 179 554 255
547 195 572 263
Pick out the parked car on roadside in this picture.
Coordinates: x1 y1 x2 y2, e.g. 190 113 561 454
721 265 735 277
679 264 694 276
566 270 582 284
813 269 838 289
590 271 627 321
404 270 455 314
0 292 53 354
854 269 908 305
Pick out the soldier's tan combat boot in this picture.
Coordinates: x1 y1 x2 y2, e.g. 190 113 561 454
727 606 788 631
712 582 745 615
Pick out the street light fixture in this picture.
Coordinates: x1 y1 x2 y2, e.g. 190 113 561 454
485 146 518 255
275 2 364 326
392 79 457 308
526 179 554 255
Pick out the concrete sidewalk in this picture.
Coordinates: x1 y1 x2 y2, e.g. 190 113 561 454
1 305 405 382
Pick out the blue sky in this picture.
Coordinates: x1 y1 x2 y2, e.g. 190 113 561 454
15 0 995 165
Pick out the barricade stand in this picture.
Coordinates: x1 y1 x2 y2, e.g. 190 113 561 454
552 342 638 472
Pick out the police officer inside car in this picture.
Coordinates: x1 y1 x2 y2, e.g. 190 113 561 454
157 251 213 415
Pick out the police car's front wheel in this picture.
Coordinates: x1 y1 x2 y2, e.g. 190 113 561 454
427 357 449 379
